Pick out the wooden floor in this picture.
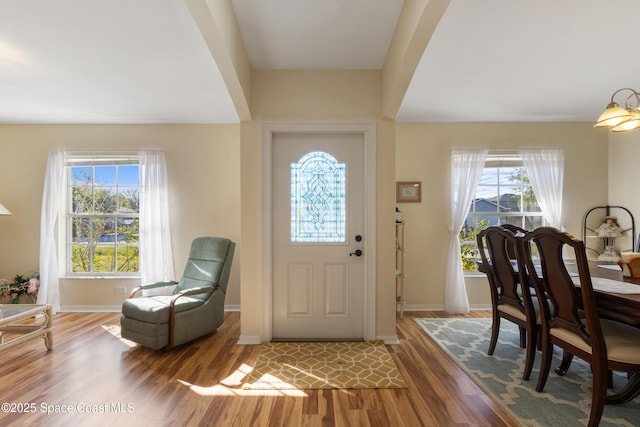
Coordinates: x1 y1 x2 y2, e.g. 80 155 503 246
0 310 517 427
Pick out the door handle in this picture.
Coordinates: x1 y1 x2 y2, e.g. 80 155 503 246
349 249 363 257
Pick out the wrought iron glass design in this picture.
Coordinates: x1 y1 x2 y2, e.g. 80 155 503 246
291 151 346 243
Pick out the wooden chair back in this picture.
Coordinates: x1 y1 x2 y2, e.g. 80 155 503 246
519 227 605 353
477 226 533 316
501 224 527 260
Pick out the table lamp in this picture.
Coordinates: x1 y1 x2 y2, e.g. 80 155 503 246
0 202 10 216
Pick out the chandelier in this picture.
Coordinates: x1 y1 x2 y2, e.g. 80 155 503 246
594 87 640 132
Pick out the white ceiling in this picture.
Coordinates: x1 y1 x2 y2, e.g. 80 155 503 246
0 0 639 124
230 0 403 70
397 0 640 123
0 0 237 124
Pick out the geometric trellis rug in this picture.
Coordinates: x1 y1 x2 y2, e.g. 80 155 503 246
415 318 640 427
242 341 407 390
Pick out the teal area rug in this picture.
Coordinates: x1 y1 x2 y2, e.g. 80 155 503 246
415 318 640 427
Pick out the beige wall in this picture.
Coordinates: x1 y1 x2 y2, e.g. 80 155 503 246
0 107 620 336
395 122 609 309
250 70 382 121
608 131 640 223
0 124 241 310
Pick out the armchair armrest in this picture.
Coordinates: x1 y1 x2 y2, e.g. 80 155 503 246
129 281 178 298
173 285 218 299
168 285 219 347
168 285 219 311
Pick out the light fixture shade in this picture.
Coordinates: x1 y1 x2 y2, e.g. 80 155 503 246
594 103 633 128
0 202 11 215
611 110 640 132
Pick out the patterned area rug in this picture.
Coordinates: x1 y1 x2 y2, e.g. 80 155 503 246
416 318 640 427
242 341 407 390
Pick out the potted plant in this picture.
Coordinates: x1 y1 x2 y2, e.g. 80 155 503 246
0 273 40 304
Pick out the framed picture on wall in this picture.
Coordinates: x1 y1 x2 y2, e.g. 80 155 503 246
396 181 421 203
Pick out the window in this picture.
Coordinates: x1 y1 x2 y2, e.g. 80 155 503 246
290 151 346 243
460 153 544 272
66 157 140 275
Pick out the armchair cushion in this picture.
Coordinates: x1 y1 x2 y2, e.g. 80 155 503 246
121 295 204 324
175 237 232 296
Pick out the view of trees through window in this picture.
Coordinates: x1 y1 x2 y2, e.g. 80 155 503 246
68 164 140 274
460 164 544 272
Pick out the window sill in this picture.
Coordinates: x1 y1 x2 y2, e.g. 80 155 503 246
464 272 486 278
62 276 140 280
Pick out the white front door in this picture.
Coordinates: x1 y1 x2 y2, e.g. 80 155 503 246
272 132 365 339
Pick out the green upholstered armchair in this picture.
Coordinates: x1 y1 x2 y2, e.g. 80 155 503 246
120 237 235 350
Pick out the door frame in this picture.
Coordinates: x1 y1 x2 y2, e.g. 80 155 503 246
261 122 377 342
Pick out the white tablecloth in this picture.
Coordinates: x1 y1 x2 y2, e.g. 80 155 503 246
572 276 640 294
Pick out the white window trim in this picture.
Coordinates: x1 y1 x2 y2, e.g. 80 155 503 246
63 153 141 278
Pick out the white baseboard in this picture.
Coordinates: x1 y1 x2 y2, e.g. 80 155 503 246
378 335 400 345
401 304 443 312
401 304 492 312
470 304 492 311
61 305 121 312
237 335 261 345
60 304 242 313
60 303 492 314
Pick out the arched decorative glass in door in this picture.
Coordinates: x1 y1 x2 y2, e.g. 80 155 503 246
290 151 346 243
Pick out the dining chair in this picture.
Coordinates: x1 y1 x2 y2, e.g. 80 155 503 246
500 223 527 260
519 227 640 427
476 226 539 380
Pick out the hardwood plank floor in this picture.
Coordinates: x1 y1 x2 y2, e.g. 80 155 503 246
0 310 517 427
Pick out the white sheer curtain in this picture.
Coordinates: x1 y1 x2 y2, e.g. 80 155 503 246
139 151 175 293
444 149 488 314
522 149 564 229
38 151 65 313
38 150 175 309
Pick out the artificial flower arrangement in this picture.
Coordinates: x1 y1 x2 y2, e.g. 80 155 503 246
0 272 40 304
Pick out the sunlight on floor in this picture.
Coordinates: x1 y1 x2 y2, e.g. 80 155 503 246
100 324 309 396
177 363 307 397
101 324 136 348
283 363 329 383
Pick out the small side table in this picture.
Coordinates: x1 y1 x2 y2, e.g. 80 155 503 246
0 304 53 353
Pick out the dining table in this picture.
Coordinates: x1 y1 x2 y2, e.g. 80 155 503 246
580 260 640 327
477 258 640 327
